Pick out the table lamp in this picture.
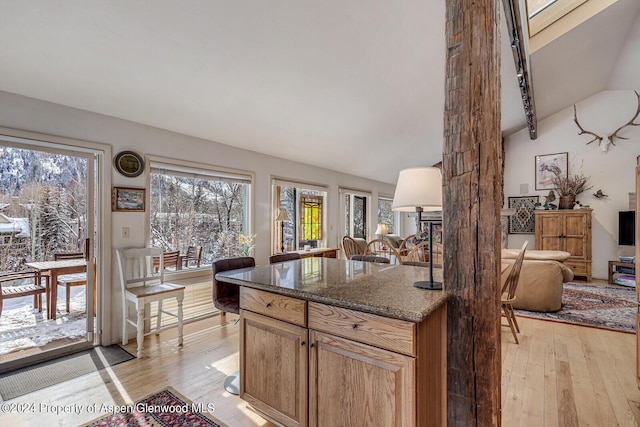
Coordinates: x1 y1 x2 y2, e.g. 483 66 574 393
276 209 290 253
374 223 389 239
392 167 443 290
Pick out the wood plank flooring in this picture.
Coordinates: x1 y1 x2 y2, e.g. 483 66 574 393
0 301 637 425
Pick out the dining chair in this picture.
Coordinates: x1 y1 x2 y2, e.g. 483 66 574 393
397 234 416 263
153 250 181 272
364 239 398 263
182 245 203 268
212 256 255 394
401 240 430 263
116 247 185 358
350 254 390 264
54 252 87 313
501 240 528 344
269 252 301 264
342 236 363 260
0 272 46 317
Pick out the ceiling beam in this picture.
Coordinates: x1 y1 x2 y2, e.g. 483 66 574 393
503 0 538 139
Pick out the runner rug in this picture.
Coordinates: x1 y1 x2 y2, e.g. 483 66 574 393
81 387 227 427
514 282 637 333
0 345 134 400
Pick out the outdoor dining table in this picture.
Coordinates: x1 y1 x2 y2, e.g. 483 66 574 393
25 259 87 320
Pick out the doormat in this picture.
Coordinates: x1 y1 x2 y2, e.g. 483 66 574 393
0 345 135 400
515 282 637 333
81 386 227 427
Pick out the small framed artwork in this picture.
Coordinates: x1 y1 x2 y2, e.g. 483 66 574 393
535 152 568 190
113 151 145 178
112 187 145 212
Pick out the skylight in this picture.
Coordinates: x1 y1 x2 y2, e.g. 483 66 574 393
526 0 589 36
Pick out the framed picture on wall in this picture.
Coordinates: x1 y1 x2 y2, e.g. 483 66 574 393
535 152 567 190
112 187 145 212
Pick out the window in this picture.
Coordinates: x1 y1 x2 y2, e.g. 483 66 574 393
340 189 371 239
150 160 252 267
526 0 588 36
273 180 327 252
377 196 398 235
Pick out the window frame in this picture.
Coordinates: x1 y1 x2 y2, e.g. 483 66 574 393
148 156 254 271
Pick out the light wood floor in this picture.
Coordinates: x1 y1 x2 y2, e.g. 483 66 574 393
0 309 638 425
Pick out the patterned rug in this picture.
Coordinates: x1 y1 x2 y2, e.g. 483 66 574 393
514 282 637 333
81 387 227 427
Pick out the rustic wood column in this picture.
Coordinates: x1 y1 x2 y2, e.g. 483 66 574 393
443 0 503 425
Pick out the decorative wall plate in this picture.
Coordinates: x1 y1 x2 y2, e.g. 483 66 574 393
114 151 144 177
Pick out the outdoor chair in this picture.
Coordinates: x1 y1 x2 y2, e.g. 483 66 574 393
116 247 185 358
0 271 47 317
54 252 87 313
153 250 181 272
182 246 203 268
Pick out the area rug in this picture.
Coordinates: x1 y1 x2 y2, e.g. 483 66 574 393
0 345 134 400
81 387 227 427
515 282 637 333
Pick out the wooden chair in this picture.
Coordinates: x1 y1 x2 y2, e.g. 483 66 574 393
182 246 203 268
212 256 255 394
269 252 301 264
153 250 181 272
364 239 399 263
54 252 87 313
501 240 528 344
397 234 416 263
116 247 185 358
350 254 390 264
0 272 47 317
402 240 430 263
342 236 363 260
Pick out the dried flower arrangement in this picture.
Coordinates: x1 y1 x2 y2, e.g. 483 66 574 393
539 162 592 197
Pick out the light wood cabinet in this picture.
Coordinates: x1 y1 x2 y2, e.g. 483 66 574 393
534 209 592 281
239 287 446 427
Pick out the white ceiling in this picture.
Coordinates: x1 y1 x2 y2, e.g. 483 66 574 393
0 1 638 183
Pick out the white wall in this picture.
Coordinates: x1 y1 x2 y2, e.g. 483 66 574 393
0 90 396 344
504 90 640 280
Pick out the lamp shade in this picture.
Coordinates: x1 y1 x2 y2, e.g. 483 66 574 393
374 223 389 235
391 167 442 212
276 209 290 222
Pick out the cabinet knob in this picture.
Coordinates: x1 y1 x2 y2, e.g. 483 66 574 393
352 323 358 329
309 343 314 349
301 341 305 346
266 302 272 308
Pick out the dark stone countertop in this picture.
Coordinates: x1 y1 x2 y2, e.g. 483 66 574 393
215 257 450 322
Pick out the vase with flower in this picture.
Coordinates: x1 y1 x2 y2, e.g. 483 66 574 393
545 164 592 209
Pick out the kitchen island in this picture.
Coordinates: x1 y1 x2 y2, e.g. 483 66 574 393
216 257 449 427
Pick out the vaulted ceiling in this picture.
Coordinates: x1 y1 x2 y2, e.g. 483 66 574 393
0 1 638 183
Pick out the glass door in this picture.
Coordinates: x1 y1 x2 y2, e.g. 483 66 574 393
0 137 100 370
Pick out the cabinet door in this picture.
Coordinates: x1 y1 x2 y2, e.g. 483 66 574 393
535 213 563 250
563 212 588 259
240 310 308 427
309 330 415 427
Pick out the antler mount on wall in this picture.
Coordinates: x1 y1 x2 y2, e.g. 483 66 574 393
574 90 640 153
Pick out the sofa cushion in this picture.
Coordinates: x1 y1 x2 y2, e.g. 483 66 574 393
501 258 572 312
501 248 571 261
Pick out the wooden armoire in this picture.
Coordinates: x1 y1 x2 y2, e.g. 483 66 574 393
534 209 592 282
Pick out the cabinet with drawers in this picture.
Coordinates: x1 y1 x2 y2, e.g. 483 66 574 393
239 287 446 427
534 209 592 281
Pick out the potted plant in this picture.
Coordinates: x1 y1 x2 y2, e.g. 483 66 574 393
549 166 592 209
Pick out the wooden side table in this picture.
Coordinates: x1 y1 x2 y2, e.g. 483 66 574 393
608 260 635 284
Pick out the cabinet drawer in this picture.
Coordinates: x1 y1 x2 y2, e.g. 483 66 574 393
308 302 416 356
564 260 587 275
240 288 307 327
